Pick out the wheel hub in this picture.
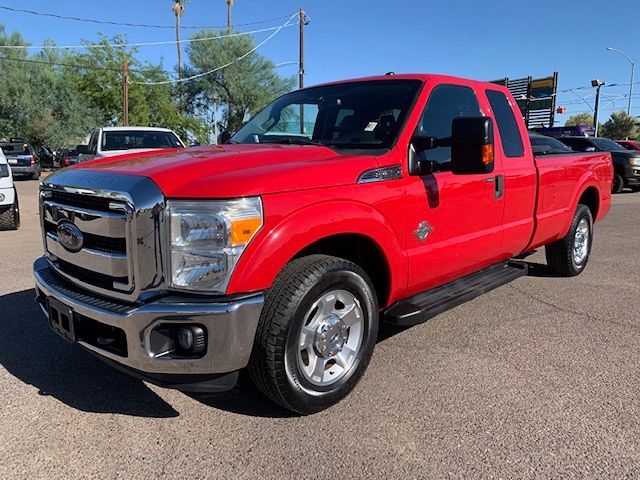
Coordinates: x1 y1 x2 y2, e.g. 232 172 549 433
315 316 348 357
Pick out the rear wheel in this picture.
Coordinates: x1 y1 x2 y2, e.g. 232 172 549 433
248 254 379 415
612 173 624 193
545 204 593 276
0 194 19 230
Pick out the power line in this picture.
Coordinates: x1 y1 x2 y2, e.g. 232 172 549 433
0 23 297 51
0 54 122 72
0 4 291 30
134 13 298 86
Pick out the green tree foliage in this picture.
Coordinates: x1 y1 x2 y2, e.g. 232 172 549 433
65 35 207 142
0 26 100 149
600 111 640 140
565 113 594 127
184 29 295 132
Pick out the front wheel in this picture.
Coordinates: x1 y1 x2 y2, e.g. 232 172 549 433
0 195 19 230
248 255 379 415
545 204 593 276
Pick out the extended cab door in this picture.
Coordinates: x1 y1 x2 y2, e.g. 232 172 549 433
404 82 506 296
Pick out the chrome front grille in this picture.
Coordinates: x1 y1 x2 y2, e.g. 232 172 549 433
39 170 166 302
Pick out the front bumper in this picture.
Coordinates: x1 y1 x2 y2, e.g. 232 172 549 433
33 257 264 390
0 187 15 207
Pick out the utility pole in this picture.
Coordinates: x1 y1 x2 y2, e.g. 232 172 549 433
592 79 605 137
122 60 129 126
226 0 234 32
606 47 635 115
213 94 219 144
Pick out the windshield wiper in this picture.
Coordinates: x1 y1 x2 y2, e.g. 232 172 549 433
273 138 323 146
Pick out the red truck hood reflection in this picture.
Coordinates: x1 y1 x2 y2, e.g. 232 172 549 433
77 144 377 198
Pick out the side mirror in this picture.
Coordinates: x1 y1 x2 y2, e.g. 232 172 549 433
218 131 232 144
451 117 494 175
408 135 438 176
76 144 91 155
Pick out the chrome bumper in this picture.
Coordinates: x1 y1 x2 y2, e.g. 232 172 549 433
33 257 264 377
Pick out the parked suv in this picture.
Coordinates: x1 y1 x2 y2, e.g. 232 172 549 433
0 147 20 230
557 136 640 193
77 127 185 162
0 141 41 180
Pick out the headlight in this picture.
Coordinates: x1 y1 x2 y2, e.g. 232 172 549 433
629 157 640 167
167 197 263 292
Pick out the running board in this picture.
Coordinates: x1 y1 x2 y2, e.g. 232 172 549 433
384 261 528 327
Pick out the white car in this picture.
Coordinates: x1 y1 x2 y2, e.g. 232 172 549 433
77 126 186 161
0 147 20 230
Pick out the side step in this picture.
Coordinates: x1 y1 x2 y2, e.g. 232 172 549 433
384 261 528 326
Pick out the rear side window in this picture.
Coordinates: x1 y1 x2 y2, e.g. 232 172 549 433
486 90 524 158
417 84 481 165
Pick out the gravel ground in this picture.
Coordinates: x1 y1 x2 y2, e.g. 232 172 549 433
1 179 639 479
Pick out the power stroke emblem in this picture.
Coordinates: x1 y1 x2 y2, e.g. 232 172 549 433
414 221 433 242
57 221 84 253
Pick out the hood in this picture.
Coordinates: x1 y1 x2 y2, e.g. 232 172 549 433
74 144 379 198
98 148 170 157
610 149 640 163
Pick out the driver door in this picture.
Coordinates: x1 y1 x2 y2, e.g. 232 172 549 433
404 82 506 296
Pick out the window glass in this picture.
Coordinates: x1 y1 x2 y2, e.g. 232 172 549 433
88 131 98 153
101 131 183 151
232 80 422 149
557 138 595 152
486 90 524 158
417 84 481 164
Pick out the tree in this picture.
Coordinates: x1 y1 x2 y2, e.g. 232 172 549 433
600 111 640 140
565 113 594 127
183 29 295 132
171 0 188 80
0 25 100 149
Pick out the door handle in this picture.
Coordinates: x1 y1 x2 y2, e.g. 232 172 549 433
486 175 504 199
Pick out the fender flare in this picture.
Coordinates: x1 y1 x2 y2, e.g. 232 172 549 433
560 172 601 236
227 200 407 303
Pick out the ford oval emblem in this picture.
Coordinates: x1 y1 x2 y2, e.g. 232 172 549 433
57 221 84 253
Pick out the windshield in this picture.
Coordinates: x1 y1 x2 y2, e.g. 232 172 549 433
0 143 32 155
102 131 183 151
591 137 626 151
231 80 423 149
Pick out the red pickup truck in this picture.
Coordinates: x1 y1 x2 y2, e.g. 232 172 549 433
35 74 612 414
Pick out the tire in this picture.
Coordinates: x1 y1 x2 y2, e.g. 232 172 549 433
612 173 624 194
0 195 19 230
545 204 593 276
248 254 379 415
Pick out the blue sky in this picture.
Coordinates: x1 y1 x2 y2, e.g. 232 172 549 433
1 0 638 124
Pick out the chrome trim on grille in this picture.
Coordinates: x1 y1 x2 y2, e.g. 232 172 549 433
46 233 129 277
39 170 166 302
43 200 127 237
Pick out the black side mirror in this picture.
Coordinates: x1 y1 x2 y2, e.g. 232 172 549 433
218 131 232 144
408 135 437 176
76 144 91 155
451 117 494 175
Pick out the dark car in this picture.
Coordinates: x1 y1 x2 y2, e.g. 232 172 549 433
529 132 573 155
557 136 640 193
0 141 41 180
38 147 57 169
60 148 81 167
616 140 640 152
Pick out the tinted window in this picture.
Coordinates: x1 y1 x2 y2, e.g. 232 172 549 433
486 90 524 157
417 84 481 164
557 138 595 152
529 134 572 155
591 137 626 152
232 80 422 149
102 131 183 151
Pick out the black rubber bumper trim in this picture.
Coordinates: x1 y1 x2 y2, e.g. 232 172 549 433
92 351 240 393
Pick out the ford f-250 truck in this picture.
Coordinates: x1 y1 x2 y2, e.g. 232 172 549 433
34 74 612 414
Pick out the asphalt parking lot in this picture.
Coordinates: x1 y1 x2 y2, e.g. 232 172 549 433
1 178 639 479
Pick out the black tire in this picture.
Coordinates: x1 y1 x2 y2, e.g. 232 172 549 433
612 173 624 194
545 204 593 276
248 254 379 415
0 195 19 230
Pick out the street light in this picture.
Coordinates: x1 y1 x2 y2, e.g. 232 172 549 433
606 47 635 115
591 79 606 137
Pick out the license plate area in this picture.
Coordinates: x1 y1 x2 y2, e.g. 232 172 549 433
48 297 76 342
7 159 17 165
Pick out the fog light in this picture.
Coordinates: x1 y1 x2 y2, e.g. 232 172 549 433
176 326 206 354
0 193 4 202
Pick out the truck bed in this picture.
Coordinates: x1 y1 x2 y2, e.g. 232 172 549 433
529 151 612 250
